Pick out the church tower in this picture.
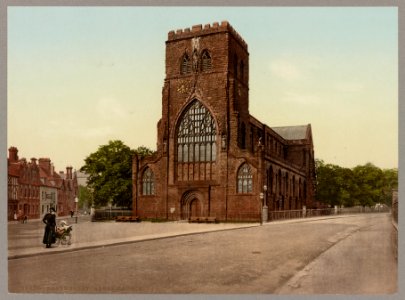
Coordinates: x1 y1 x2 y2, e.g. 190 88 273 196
159 21 250 179
133 21 316 222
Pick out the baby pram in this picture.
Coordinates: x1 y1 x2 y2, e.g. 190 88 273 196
55 220 73 245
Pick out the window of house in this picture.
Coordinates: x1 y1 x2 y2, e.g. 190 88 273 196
237 163 253 193
142 168 155 195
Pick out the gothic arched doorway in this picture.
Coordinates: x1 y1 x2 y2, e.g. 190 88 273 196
181 190 204 220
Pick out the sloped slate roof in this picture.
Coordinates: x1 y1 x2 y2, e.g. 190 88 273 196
271 125 309 140
8 163 20 177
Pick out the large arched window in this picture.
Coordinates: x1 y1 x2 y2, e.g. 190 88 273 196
201 50 212 71
237 163 253 193
176 100 217 181
142 168 155 195
181 53 192 74
177 100 216 162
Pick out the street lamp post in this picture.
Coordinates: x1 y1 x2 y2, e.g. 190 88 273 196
263 185 268 223
259 192 264 225
74 197 79 224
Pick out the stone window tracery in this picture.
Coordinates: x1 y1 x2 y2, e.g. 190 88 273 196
237 163 253 193
142 168 155 195
176 100 217 181
177 100 216 163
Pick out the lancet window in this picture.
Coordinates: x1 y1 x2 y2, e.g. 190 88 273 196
142 168 155 195
181 53 192 74
201 50 212 71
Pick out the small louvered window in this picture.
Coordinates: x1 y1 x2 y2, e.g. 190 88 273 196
201 50 212 71
181 54 192 74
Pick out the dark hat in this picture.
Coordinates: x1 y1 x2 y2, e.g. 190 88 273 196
50 207 56 212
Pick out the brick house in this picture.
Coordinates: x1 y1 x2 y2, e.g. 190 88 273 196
132 21 316 222
7 147 78 220
7 147 41 220
57 166 78 216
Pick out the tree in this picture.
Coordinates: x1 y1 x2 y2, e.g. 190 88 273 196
352 163 384 207
78 185 93 209
380 168 398 206
134 145 155 158
80 140 154 209
315 159 398 208
315 160 354 207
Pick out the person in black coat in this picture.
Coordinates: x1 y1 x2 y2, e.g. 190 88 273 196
42 207 57 248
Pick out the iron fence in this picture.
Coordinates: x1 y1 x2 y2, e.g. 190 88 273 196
269 206 390 222
92 209 132 221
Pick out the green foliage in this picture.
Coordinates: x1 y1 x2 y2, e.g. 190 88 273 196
78 185 93 209
315 159 397 208
135 145 155 158
80 140 154 209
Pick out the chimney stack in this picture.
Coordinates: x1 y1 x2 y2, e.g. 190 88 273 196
38 158 51 172
66 166 73 180
8 147 19 162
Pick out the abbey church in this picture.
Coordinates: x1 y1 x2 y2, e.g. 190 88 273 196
132 21 316 222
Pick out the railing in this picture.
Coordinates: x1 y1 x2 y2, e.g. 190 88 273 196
92 209 132 221
269 206 390 222
269 208 333 221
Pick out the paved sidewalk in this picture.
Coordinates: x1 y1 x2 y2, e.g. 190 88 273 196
8 214 366 260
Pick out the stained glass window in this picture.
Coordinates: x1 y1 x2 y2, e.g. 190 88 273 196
237 163 253 193
177 100 216 163
142 168 155 195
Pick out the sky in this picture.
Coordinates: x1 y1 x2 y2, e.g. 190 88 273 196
7 6 398 172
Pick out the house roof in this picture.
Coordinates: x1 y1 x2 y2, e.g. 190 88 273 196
271 125 310 140
8 162 20 177
39 165 63 188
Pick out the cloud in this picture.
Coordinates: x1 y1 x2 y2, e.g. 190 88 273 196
333 82 364 93
96 97 129 121
269 59 302 81
40 118 113 140
281 91 321 105
76 126 114 138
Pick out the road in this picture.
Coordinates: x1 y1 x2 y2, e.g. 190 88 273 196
8 213 396 294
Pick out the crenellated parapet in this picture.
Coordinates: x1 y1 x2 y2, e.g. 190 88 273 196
167 20 248 50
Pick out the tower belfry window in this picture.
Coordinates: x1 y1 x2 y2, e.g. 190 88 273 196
201 50 212 71
181 54 192 74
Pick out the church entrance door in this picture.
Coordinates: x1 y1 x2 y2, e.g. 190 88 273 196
189 199 202 218
180 191 204 220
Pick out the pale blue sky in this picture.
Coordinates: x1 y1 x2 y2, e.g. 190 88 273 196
7 7 398 171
